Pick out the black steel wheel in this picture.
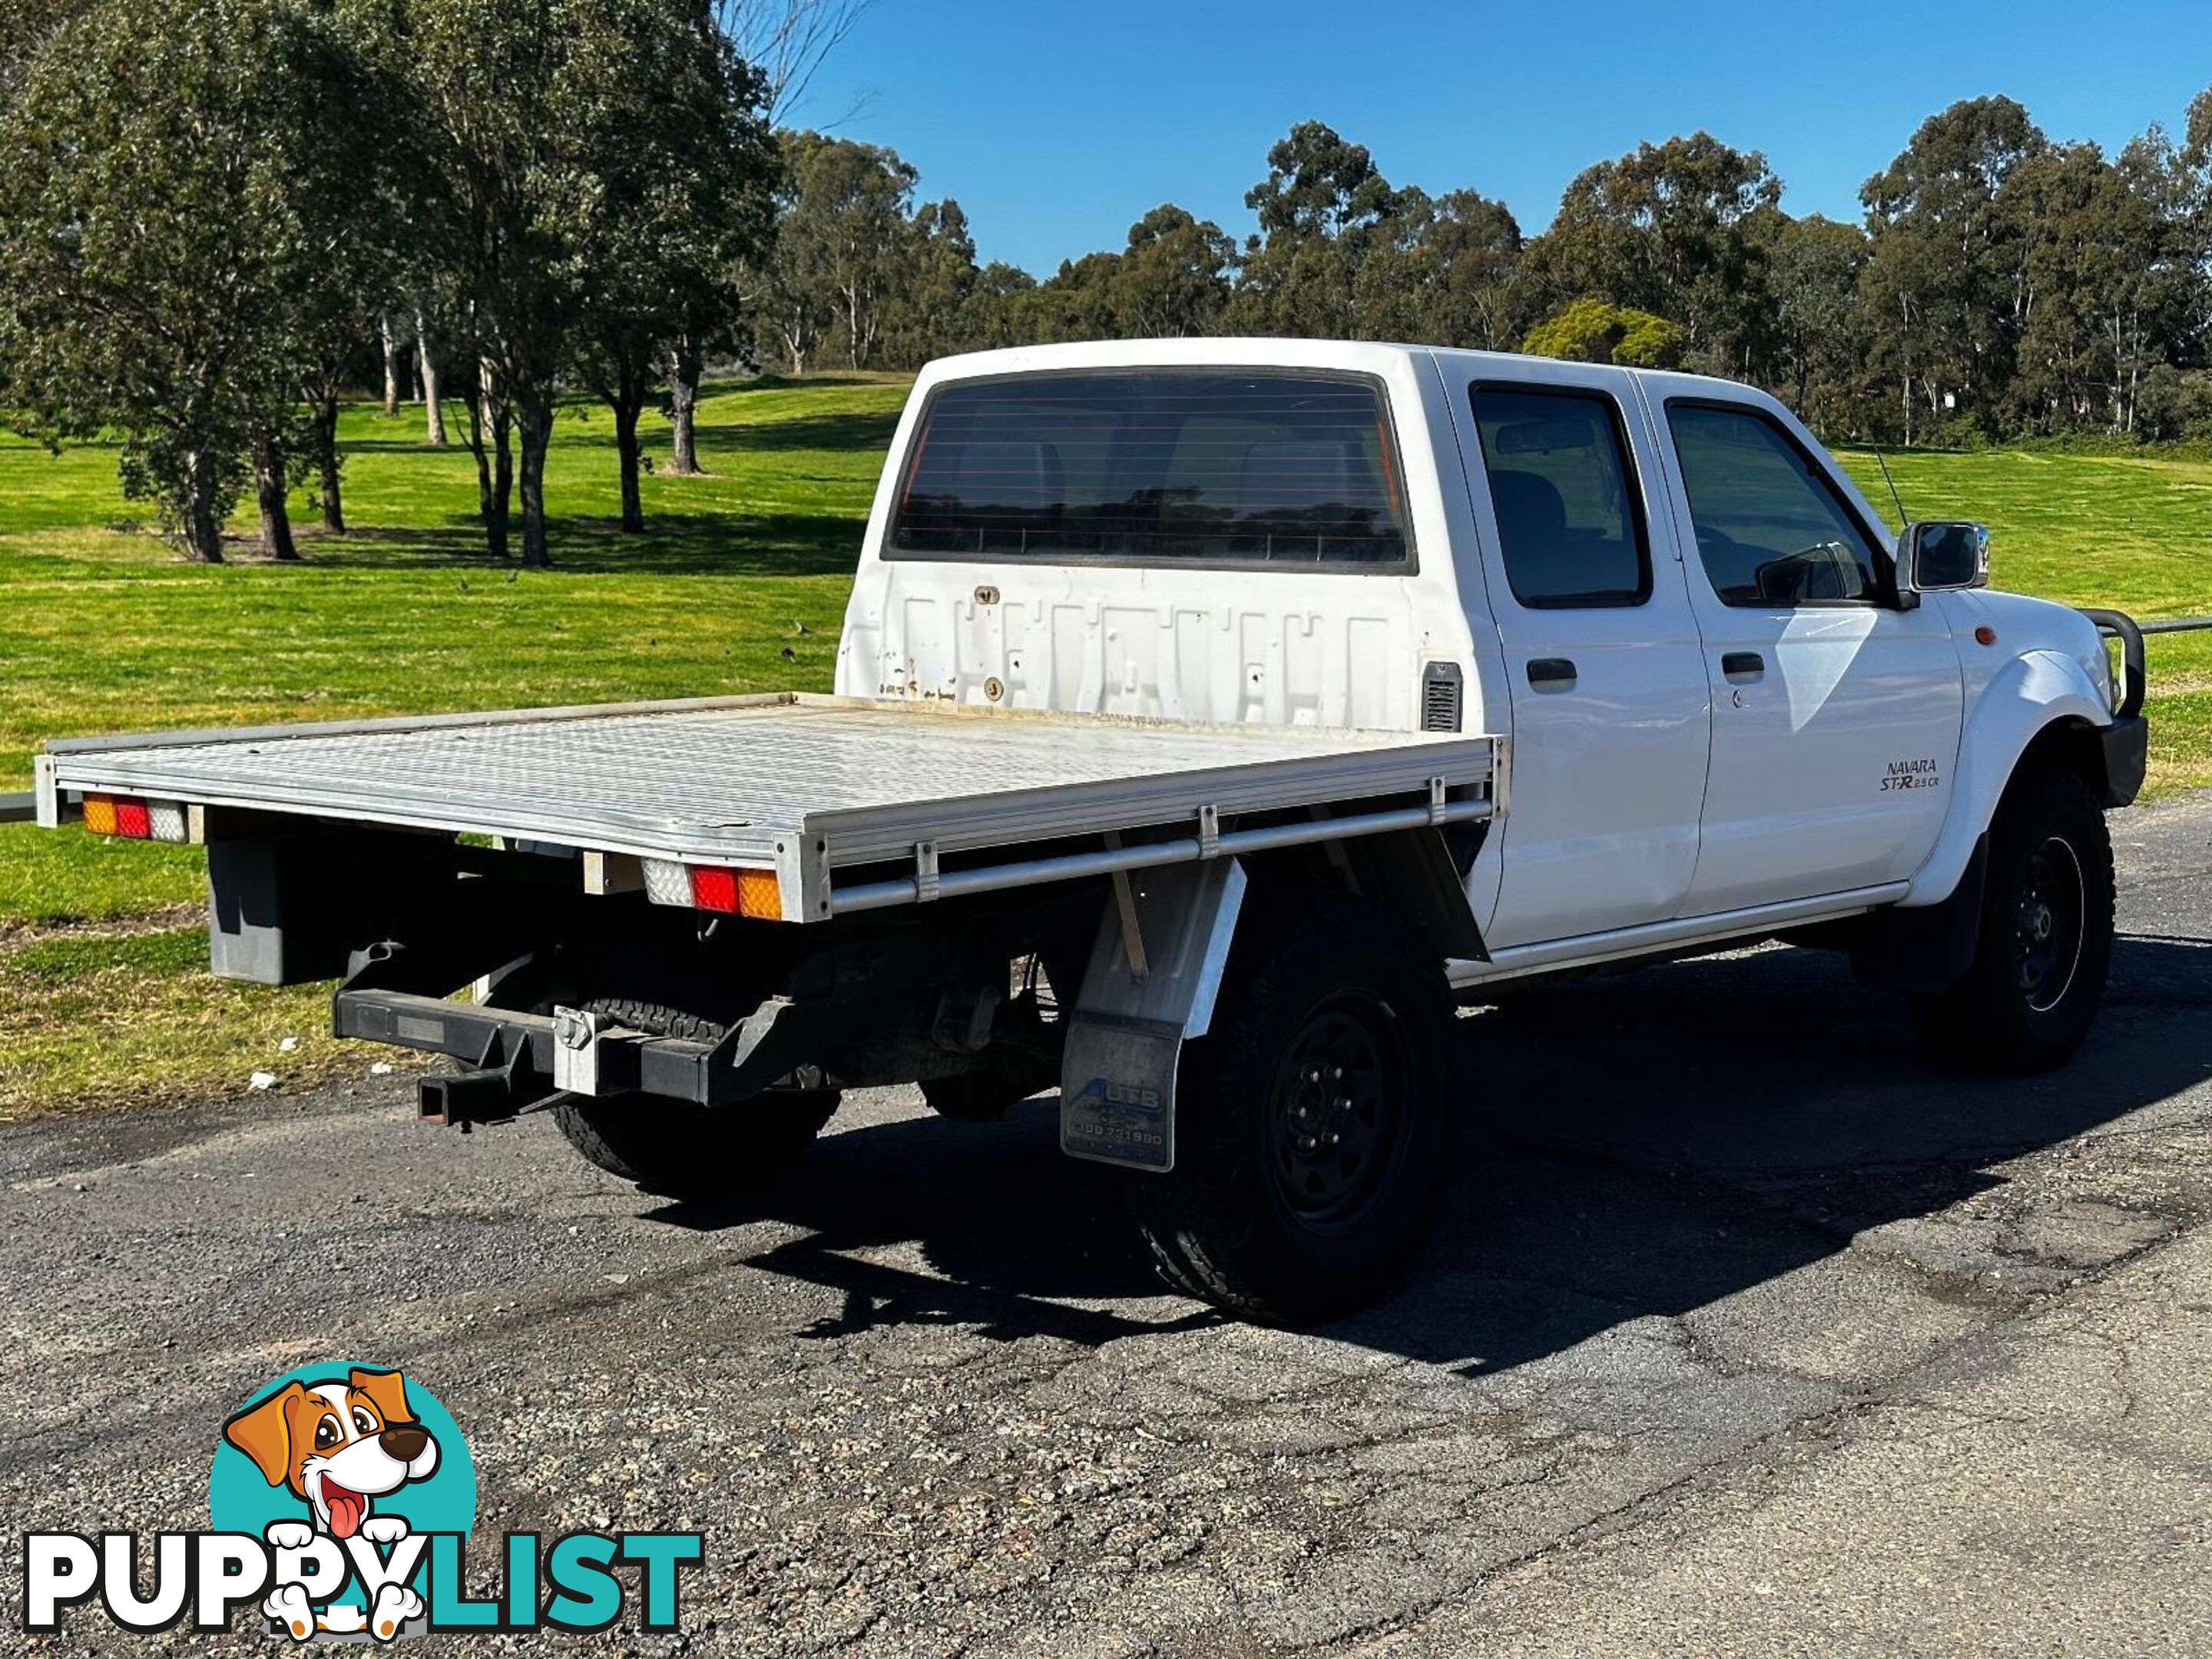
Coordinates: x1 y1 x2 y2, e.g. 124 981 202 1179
1912 766 2113 1075
1267 992 1414 1227
1130 894 1455 1325
2015 835 2086 1014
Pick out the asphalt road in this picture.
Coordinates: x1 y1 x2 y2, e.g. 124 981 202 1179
7 793 2211 1657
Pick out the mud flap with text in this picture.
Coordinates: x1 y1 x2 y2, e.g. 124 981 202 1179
1058 857 1246 1173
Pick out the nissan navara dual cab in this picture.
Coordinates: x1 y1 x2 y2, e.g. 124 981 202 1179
35 340 2150 1324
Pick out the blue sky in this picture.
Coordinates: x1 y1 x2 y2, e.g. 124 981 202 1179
790 0 2212 276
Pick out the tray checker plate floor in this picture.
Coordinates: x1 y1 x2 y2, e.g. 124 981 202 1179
50 703 1489 867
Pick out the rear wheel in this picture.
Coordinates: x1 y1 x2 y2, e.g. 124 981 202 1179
1911 767 2114 1074
1129 896 1455 1325
550 998 839 1200
919 1053 1058 1123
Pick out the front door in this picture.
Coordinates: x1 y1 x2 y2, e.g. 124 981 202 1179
1451 363 1712 949
1647 396 1965 916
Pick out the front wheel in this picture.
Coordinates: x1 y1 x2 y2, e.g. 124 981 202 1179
1129 896 1455 1325
1911 767 2114 1074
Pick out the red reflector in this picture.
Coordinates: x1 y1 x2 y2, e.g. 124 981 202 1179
1974 624 1998 647
690 866 740 913
112 799 152 839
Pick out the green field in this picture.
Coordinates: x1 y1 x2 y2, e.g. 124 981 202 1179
0 383 2207 1113
0 377 903 1112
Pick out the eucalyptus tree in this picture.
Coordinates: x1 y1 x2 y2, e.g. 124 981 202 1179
1352 188 1523 347
572 11 773 530
1231 121 1402 338
1766 214 1871 432
1114 205 1237 338
759 132 918 370
651 0 869 472
1525 131 1783 376
0 0 392 561
1860 96 2047 441
404 0 786 558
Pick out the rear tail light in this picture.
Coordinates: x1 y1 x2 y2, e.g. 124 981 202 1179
690 865 781 919
81 794 185 841
690 867 741 912
641 857 783 920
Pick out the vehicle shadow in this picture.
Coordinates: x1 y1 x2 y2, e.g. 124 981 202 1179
642 932 2212 1371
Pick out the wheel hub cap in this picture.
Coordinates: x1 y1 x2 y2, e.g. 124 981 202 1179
2013 838 2085 1014
1270 995 1406 1225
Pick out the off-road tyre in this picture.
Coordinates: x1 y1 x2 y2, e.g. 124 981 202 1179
1911 767 2114 1075
1130 895 1455 1325
551 998 839 1200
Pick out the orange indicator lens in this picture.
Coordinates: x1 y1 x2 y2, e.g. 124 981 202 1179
689 866 783 920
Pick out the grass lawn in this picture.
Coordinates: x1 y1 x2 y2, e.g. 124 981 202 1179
0 375 903 1113
0 383 2206 1114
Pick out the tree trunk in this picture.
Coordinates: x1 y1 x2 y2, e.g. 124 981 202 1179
492 401 515 560
180 448 225 564
516 393 553 567
417 309 447 445
613 379 646 534
379 312 402 417
464 363 492 518
665 333 703 475
468 359 514 560
312 394 345 533
253 438 300 561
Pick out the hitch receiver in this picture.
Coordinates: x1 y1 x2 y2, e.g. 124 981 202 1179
418 1067 538 1129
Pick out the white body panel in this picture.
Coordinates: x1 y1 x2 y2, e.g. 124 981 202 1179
838 339 2123 983
836 338 1483 735
1900 589 2115 906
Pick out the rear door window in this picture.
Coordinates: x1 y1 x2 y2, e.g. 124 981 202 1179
1470 385 1651 608
889 371 1412 568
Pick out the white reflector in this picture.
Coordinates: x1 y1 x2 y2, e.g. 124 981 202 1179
641 858 690 907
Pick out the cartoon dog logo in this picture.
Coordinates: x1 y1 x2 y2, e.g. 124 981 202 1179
223 1367 439 1640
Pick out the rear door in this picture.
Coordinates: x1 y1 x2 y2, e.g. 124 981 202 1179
1446 361 1711 948
1645 392 1965 913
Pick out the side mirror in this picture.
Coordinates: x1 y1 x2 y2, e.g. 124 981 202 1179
1903 520 1989 591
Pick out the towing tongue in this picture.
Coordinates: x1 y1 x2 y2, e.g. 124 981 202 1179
322 1477 367 1540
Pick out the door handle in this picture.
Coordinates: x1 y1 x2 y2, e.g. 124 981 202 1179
1721 651 1765 679
1526 657 1578 687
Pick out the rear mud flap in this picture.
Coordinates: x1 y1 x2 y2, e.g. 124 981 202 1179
1058 858 1245 1173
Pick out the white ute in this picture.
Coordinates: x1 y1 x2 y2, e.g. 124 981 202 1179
35 339 2151 1323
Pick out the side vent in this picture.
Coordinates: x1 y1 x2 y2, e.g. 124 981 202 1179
1420 661 1464 733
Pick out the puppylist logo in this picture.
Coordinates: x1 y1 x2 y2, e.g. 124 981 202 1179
23 1363 703 1641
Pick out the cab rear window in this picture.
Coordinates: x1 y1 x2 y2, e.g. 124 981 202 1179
888 371 1412 568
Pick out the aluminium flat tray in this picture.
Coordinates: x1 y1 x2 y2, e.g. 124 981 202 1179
39 693 1497 874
